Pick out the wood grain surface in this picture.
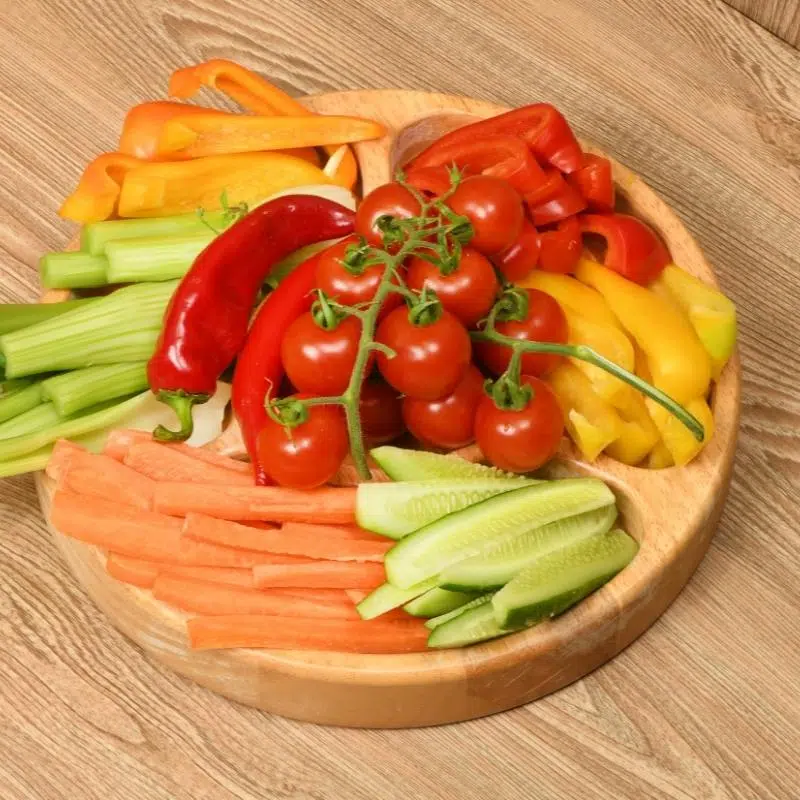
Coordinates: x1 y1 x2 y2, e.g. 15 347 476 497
0 0 798 797
724 0 800 47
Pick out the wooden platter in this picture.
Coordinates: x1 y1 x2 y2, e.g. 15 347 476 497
36 89 740 728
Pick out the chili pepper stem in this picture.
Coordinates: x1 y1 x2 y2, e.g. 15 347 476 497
153 389 210 442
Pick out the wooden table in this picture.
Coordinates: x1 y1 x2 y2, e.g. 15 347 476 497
0 1 798 797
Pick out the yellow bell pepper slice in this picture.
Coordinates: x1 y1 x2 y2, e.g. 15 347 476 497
577 259 711 405
605 391 660 465
651 265 737 380
520 271 622 329
117 152 331 218
169 59 360 189
647 441 675 469
547 362 622 461
646 396 715 466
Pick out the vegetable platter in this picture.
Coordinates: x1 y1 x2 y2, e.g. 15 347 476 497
18 72 739 727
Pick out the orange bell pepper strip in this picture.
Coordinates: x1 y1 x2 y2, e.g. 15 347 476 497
156 112 386 160
116 152 332 218
59 153 144 223
119 101 321 166
169 59 361 188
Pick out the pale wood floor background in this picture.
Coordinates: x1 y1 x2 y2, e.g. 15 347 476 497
1 1 799 798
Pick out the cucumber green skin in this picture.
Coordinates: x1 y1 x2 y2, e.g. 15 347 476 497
356 578 436 620
438 504 618 592
427 602 509 649
425 594 494 630
403 587 478 618
370 446 528 482
385 478 616 590
492 529 639 629
356 479 532 539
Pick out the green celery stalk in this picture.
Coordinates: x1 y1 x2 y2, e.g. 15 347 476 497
0 299 96 335
0 402 64 440
41 362 149 416
0 281 176 378
0 383 43 424
0 430 106 478
81 211 230 255
0 392 149 462
105 233 214 283
40 252 108 289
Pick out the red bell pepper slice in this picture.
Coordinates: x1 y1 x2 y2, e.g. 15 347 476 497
538 216 582 274
528 180 586 226
492 219 541 281
404 165 454 197
408 135 547 195
411 104 583 174
579 213 670 284
567 154 615 212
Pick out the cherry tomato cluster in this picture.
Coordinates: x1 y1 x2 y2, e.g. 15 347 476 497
258 175 571 489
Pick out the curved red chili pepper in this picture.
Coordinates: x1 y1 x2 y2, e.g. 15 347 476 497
148 195 355 442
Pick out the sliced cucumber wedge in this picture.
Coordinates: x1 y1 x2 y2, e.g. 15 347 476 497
439 504 618 592
403 587 478 618
356 478 532 539
371 446 527 482
492 528 638 630
425 593 494 631
385 478 616 589
428 600 509 649
356 578 436 620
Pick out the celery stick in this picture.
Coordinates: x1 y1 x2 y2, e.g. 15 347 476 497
0 392 149 462
0 430 106 477
0 383 43 424
105 233 213 283
40 252 108 289
81 211 230 255
0 299 96 335
1 378 34 397
41 362 148 416
0 281 176 378
0 402 64 440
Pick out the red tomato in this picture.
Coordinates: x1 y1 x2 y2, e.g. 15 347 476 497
257 398 349 489
492 220 541 282
406 248 498 328
315 235 401 312
567 154 615 212
355 182 422 248
375 306 472 400
280 313 362 395
359 379 405 445
477 288 568 377
403 364 485 449
538 216 582 274
447 175 523 255
475 375 564 472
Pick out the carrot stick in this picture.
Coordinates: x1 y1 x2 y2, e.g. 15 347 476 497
187 614 430 652
253 561 385 590
153 483 356 524
60 450 155 510
45 439 85 483
124 442 252 485
106 555 256 589
184 513 391 561
177 537 314 569
280 521 389 543
104 429 251 474
106 553 160 588
160 564 256 588
153 574 360 619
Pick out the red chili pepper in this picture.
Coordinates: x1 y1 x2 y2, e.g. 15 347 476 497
538 216 582 274
410 104 583 174
232 249 332 485
579 213 670 284
567 154 615 212
408 135 547 194
148 196 355 442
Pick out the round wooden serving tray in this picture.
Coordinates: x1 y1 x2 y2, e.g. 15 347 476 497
36 90 740 728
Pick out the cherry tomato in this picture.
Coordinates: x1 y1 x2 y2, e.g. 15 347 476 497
477 288 568 377
359 379 405 445
538 216 582 274
475 375 564 472
257 398 349 489
355 182 422 248
403 364 485 449
492 220 541 282
375 306 472 400
315 235 401 313
447 175 523 255
281 313 362 395
406 248 498 328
